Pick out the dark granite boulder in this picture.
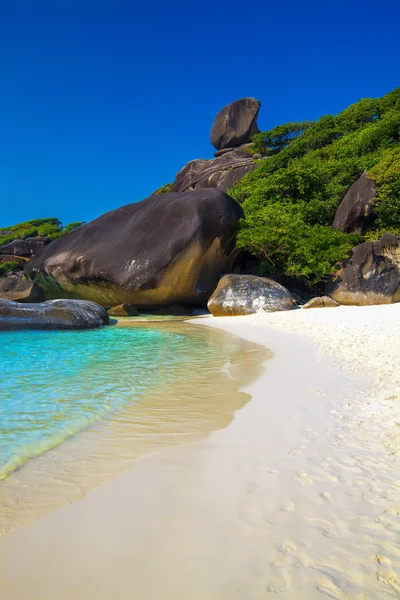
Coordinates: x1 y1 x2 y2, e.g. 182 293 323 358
210 98 261 150
302 296 340 309
0 277 45 303
0 254 27 267
0 298 109 329
107 304 139 317
207 274 295 316
0 237 50 257
328 233 400 305
332 173 376 234
171 146 261 193
26 189 243 308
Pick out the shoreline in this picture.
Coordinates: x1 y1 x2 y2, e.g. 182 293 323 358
1 305 400 599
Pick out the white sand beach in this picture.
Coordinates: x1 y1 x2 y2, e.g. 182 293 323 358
1 304 400 599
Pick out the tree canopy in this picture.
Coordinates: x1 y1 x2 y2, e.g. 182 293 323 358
0 218 85 246
229 87 400 285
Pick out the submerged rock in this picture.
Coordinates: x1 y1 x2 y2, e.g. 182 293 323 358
26 189 243 308
0 276 45 303
328 233 400 305
210 98 261 150
107 304 139 317
0 298 109 329
302 296 340 309
332 172 377 234
207 274 295 316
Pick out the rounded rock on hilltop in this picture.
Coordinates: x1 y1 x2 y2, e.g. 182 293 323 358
207 274 295 316
210 98 261 151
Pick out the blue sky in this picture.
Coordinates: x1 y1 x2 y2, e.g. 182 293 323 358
0 0 399 227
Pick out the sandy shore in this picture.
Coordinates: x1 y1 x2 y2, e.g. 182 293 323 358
1 305 400 599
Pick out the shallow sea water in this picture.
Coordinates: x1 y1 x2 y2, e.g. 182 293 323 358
0 321 268 534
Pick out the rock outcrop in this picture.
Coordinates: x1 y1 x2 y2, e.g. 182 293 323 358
332 173 377 234
0 237 50 257
170 145 261 193
159 98 265 194
0 277 45 303
207 274 295 316
328 233 400 305
107 304 139 317
210 98 261 150
302 296 340 309
0 298 109 329
26 189 243 308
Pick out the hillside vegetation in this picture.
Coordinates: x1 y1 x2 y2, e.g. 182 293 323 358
0 218 84 246
229 87 400 286
0 218 84 277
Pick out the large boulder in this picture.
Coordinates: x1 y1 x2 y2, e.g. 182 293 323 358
0 254 27 267
332 173 376 234
0 237 50 257
207 274 295 316
0 276 45 303
328 233 400 305
26 189 243 308
210 98 261 150
171 145 261 193
0 298 109 330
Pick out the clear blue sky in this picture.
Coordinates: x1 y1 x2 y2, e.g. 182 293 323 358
0 0 399 227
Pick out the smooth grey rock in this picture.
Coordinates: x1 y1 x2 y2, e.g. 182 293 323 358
0 277 45 303
210 98 261 150
333 173 376 234
328 233 400 305
0 298 109 329
26 189 243 308
171 146 261 193
0 237 50 257
302 296 340 309
207 274 295 316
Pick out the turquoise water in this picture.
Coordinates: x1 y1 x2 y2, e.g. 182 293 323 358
0 325 220 480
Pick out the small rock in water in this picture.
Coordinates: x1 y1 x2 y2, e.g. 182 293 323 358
0 298 109 329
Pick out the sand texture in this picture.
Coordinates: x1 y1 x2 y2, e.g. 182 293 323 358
1 304 400 599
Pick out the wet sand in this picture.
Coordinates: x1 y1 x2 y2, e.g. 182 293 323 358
1 305 400 599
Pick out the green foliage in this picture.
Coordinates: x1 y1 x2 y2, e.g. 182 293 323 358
62 221 85 234
367 147 400 237
0 218 85 246
0 261 21 277
252 121 313 156
229 87 400 285
154 183 173 195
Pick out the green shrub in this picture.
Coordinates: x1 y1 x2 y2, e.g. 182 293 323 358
0 261 22 277
229 87 400 285
0 218 85 246
154 183 173 195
